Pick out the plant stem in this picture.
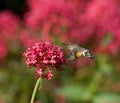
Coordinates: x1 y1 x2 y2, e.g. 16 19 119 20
30 78 42 103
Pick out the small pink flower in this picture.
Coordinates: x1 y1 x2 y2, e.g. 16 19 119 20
23 42 66 80
46 70 53 80
36 68 42 77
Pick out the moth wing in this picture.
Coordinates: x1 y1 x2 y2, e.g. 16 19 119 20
67 44 86 52
67 44 80 51
67 52 76 61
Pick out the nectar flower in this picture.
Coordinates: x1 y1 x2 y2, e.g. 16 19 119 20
23 42 66 80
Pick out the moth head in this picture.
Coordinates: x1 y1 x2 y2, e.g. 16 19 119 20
82 50 94 59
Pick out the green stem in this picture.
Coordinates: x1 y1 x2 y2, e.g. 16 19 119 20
30 78 42 103
86 70 103 100
88 70 102 93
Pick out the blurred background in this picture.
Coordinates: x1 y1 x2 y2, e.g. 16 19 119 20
0 0 120 103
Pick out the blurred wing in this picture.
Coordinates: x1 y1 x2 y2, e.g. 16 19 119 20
67 44 86 52
67 44 80 51
67 52 76 60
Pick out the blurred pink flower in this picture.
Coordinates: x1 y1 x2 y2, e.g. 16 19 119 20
55 94 67 103
0 100 5 103
107 29 120 55
20 30 52 47
25 0 63 29
74 58 92 69
20 30 39 47
82 0 120 52
112 82 120 92
83 0 120 32
23 42 66 80
24 0 92 43
95 46 107 54
0 11 20 38
0 37 8 60
24 0 120 56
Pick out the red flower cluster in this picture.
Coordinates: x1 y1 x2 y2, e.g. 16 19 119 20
23 42 66 80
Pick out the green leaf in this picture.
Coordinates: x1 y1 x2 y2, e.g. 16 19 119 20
97 55 113 76
56 84 90 102
93 92 120 103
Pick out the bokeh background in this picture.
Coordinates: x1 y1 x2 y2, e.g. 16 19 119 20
0 0 120 103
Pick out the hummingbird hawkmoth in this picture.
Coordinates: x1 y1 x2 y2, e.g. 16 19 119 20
66 44 94 61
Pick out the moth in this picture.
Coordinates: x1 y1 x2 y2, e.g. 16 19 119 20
66 44 94 60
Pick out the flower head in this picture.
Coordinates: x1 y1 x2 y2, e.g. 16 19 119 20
23 42 66 80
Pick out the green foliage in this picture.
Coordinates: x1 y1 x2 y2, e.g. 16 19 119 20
0 37 120 103
93 92 120 103
57 84 87 102
101 33 113 46
1 51 120 103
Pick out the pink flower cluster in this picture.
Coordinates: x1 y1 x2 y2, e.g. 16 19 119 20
0 11 19 38
23 42 66 80
24 0 88 43
24 0 120 55
0 0 120 61
82 0 120 54
0 10 52 61
0 11 20 60
19 29 52 48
